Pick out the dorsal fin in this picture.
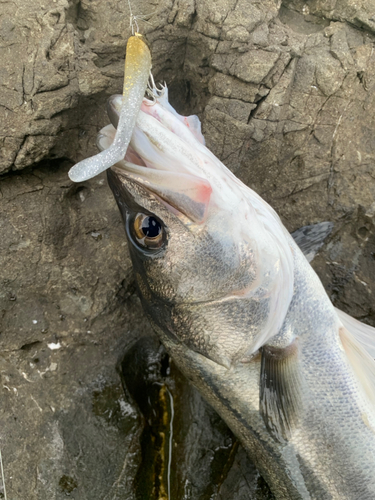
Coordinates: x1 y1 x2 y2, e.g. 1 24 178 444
291 222 334 262
336 308 375 359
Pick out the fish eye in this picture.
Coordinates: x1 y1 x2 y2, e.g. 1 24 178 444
132 213 164 249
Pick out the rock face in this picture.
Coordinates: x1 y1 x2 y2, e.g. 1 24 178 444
0 0 374 498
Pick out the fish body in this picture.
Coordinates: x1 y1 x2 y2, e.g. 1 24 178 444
98 89 375 499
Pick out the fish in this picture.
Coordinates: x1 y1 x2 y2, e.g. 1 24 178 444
68 36 375 499
98 88 375 499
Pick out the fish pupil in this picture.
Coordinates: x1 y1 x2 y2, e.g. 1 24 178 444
142 216 161 238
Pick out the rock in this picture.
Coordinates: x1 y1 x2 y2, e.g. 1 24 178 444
1 0 375 497
0 162 147 499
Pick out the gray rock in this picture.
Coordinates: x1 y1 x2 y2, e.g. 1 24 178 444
1 0 375 497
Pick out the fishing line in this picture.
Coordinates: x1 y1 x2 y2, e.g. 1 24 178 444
0 449 7 500
127 0 154 35
166 386 174 500
127 0 138 35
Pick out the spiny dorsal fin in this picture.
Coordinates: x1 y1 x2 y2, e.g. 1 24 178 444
291 221 333 263
259 340 302 442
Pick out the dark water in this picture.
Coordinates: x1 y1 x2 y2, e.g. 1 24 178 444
121 337 275 500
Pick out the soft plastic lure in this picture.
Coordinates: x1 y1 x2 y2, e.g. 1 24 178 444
68 33 151 183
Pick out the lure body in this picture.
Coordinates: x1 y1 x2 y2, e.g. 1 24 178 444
68 34 151 183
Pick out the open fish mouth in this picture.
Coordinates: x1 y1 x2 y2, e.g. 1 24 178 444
97 91 215 224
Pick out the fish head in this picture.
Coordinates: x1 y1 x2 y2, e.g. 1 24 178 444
102 90 294 368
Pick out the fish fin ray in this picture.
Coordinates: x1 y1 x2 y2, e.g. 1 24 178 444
336 308 375 359
259 340 302 442
291 222 333 263
339 326 375 407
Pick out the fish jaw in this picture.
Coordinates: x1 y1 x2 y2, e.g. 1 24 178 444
105 94 258 214
98 112 213 224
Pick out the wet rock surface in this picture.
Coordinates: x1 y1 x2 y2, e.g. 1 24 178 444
122 337 275 500
1 0 375 498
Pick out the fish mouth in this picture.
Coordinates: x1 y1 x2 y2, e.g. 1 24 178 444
98 94 212 224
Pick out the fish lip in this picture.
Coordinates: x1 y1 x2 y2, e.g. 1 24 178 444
110 162 130 173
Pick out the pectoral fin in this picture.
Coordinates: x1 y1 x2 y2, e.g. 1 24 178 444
260 340 302 442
